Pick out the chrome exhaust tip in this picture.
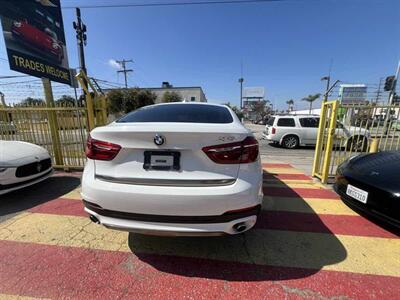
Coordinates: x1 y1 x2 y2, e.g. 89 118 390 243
233 222 247 233
89 215 100 224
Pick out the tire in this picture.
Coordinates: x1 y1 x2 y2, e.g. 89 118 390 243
346 136 368 152
282 135 299 149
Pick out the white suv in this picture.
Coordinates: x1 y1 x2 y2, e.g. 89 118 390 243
262 115 370 150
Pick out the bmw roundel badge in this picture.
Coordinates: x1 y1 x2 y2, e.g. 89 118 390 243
154 134 165 146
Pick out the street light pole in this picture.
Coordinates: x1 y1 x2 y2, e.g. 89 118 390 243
321 76 331 102
239 77 244 109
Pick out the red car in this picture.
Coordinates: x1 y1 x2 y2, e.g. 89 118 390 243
11 20 64 63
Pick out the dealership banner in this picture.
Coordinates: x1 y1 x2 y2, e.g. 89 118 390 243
0 0 71 85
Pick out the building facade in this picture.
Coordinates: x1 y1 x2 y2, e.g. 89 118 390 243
145 82 207 103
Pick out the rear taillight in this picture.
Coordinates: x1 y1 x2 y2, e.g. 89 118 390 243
85 135 121 161
271 127 276 134
202 136 259 164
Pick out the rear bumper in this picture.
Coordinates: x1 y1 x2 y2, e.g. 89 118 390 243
262 133 277 142
85 206 259 236
81 161 263 235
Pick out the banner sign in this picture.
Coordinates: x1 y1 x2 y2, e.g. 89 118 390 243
339 84 367 105
243 87 265 99
0 0 71 85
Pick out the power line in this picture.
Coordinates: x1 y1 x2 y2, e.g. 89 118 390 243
62 0 289 9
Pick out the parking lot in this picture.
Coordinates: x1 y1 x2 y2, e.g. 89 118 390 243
0 161 399 299
250 123 316 175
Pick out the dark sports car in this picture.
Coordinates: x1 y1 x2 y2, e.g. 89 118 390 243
334 151 400 229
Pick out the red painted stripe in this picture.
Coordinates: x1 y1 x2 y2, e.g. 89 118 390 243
264 187 339 199
255 211 399 239
262 163 293 168
29 198 87 217
263 173 312 180
0 240 399 299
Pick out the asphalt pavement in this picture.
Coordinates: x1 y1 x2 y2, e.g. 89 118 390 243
1 166 399 299
246 123 316 175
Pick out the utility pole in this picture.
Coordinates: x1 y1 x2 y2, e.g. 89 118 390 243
117 59 133 88
73 8 88 89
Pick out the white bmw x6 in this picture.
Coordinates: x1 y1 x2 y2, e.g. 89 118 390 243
82 103 263 236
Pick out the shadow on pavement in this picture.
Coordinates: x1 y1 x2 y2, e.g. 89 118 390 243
128 169 347 281
266 141 315 150
0 175 80 218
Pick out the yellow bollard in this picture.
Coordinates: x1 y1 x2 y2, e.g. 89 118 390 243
369 138 379 153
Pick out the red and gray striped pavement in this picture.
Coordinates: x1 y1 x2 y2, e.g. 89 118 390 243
0 163 399 299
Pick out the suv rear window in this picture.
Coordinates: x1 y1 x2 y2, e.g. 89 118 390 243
117 104 233 123
300 117 320 128
266 117 275 126
277 118 295 127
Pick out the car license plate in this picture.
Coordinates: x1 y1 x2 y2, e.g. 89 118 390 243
143 151 181 171
346 184 368 204
150 155 174 167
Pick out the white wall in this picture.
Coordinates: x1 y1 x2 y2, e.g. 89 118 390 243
289 108 321 115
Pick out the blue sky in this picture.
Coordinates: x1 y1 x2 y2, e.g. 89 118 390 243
1 0 400 109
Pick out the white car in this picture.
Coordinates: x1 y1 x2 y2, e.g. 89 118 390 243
81 103 263 236
0 141 53 195
263 115 370 151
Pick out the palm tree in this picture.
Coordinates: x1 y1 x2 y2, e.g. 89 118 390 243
302 93 321 114
286 99 294 112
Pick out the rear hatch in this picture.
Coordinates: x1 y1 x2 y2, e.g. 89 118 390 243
90 122 250 183
264 117 275 135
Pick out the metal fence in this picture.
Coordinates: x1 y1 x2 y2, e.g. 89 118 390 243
0 103 89 169
312 100 400 183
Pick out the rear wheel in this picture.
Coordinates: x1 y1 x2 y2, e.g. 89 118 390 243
346 136 368 152
282 135 299 149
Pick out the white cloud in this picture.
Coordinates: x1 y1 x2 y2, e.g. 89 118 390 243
108 59 121 69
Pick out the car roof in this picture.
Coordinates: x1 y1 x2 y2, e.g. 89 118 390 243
273 114 320 118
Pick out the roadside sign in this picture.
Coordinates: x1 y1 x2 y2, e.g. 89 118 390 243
339 84 367 105
0 0 71 85
243 87 265 99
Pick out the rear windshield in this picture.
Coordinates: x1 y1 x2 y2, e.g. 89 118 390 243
117 104 234 123
266 117 275 126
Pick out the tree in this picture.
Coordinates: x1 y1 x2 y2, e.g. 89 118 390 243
162 91 182 103
56 95 76 106
286 99 294 112
302 93 321 114
223 102 244 120
20 97 45 106
251 100 272 121
107 88 156 115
